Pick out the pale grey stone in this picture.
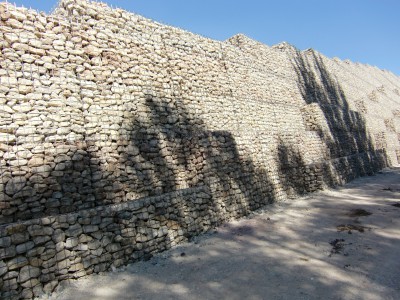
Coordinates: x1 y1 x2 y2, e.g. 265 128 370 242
56 249 71 261
11 232 29 245
18 265 41 283
21 288 34 299
106 243 122 253
21 278 40 288
65 237 78 249
28 225 54 237
0 260 8 276
83 225 99 233
52 229 66 243
43 280 59 294
33 235 51 245
57 258 71 270
26 246 45 257
0 236 11 247
3 270 18 280
65 224 83 237
16 241 35 254
5 176 26 195
31 165 52 177
75 244 89 251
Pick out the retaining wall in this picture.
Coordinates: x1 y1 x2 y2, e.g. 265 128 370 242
0 0 400 298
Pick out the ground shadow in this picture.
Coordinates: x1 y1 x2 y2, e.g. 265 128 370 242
0 15 393 298
0 81 279 298
46 169 400 300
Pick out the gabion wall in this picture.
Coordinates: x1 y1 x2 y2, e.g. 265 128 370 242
0 0 399 298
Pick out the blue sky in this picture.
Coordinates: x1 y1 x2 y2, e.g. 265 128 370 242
11 0 400 76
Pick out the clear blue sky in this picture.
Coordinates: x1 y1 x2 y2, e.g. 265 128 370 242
11 0 400 76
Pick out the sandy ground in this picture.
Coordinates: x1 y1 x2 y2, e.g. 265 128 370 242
40 168 400 300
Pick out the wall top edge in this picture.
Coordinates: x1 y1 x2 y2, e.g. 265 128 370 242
0 0 398 78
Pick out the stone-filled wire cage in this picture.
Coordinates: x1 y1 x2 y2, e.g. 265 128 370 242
1 0 400 299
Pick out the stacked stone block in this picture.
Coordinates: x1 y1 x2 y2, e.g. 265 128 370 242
1 0 400 298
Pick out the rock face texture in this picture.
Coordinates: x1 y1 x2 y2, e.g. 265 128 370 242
0 0 400 298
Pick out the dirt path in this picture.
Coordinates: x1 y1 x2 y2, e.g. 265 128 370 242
40 168 400 300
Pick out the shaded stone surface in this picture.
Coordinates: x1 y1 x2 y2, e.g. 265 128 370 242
0 0 400 299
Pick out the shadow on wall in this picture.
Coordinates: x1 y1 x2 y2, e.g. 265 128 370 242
277 139 310 197
291 50 387 186
123 93 276 224
4 166 399 299
0 91 278 224
1 51 389 224
1 88 282 297
58 184 400 300
0 139 110 223
1 46 392 299
1 44 390 225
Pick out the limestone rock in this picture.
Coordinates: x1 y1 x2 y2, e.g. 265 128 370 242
65 237 78 249
18 266 41 283
0 133 16 143
0 0 399 297
13 103 32 113
0 260 8 276
5 176 27 195
7 256 28 271
28 225 54 237
0 236 11 247
65 224 83 237
9 10 27 22
28 156 45 167
16 241 35 254
84 45 102 56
